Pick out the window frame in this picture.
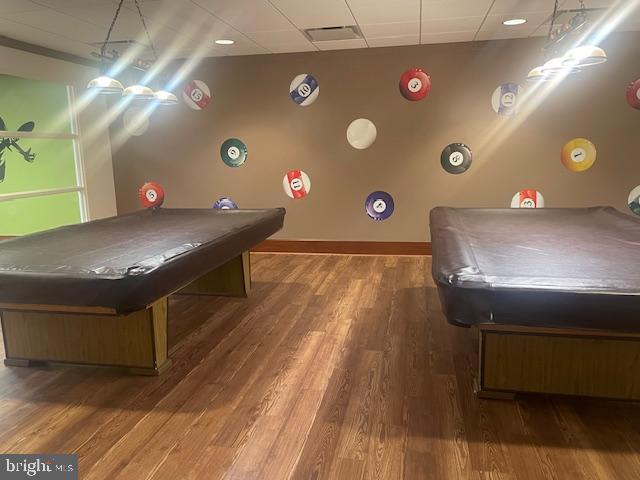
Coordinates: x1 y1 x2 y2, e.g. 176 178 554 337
0 85 88 223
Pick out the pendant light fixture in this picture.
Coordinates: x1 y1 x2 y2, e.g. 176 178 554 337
527 0 607 83
87 0 126 95
87 0 177 105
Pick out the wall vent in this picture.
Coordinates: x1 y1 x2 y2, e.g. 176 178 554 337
303 25 362 42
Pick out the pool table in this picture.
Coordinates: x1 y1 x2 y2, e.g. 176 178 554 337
0 208 285 375
430 206 640 400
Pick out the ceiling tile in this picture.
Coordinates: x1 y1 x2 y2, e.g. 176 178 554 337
245 29 316 53
270 0 355 29
1 9 106 43
0 0 44 14
0 16 91 57
359 22 419 38
488 0 560 16
346 0 419 24
420 31 475 44
422 16 484 34
367 34 419 47
422 1 493 20
192 0 293 33
314 38 367 50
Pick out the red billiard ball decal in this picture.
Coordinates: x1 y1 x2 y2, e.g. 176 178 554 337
511 189 545 208
183 80 211 110
138 182 165 209
399 68 431 101
282 170 311 199
626 78 640 110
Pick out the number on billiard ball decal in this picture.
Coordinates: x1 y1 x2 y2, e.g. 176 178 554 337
441 143 472 174
220 138 248 167
491 83 522 116
399 68 431 101
289 74 319 106
282 170 311 199
365 191 394 221
561 138 596 172
183 80 211 110
511 189 545 209
138 182 165 209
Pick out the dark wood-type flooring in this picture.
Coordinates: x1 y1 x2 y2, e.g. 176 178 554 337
1 254 640 479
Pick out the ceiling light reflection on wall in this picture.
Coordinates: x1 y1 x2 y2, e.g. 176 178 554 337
503 18 527 26
215 39 235 45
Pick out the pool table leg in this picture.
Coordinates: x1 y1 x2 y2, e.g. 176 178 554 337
1 298 171 375
178 251 251 298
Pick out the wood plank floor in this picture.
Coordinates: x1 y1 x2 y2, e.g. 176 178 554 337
1 253 640 479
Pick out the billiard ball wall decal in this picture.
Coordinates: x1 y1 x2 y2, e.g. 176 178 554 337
123 107 149 137
220 138 248 167
213 197 239 209
561 138 597 172
283 170 311 199
183 80 211 110
399 68 431 101
346 118 377 150
628 186 640 216
627 78 640 110
139 182 165 209
491 83 522 116
511 189 544 208
289 74 319 106
441 143 472 174
365 191 395 221
166 64 640 222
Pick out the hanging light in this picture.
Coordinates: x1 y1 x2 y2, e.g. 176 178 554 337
87 75 124 94
122 84 156 100
88 0 126 95
540 57 582 76
561 45 607 67
153 90 178 105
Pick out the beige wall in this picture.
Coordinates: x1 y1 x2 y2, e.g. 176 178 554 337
0 45 117 220
112 32 640 241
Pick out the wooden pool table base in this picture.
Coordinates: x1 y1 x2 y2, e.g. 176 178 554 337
477 323 640 401
0 252 251 376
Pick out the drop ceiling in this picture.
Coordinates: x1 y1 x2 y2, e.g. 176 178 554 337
0 0 637 60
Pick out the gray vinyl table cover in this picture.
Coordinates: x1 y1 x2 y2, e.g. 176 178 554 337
430 207 640 331
0 208 285 314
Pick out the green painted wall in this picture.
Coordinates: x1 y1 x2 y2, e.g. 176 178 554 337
0 74 81 235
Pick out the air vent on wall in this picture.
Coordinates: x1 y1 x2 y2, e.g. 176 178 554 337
303 25 363 42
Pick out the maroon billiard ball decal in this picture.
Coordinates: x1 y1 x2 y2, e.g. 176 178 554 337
626 78 640 110
183 80 211 110
399 68 431 101
139 182 164 209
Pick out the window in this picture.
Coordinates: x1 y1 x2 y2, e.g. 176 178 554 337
0 74 86 235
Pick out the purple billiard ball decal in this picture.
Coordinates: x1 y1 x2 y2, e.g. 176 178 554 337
365 191 394 221
213 197 238 209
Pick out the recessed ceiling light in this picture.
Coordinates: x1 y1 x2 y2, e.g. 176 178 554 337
215 39 235 45
503 18 527 26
